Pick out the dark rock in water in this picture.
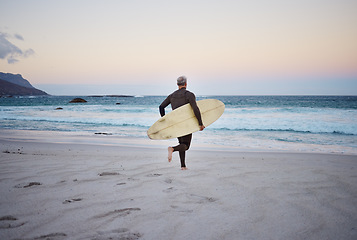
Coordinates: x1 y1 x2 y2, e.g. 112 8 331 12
116 102 121 105
95 132 113 135
69 98 87 103
55 107 63 110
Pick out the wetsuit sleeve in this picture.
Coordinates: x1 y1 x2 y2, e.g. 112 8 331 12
187 92 203 126
159 95 171 117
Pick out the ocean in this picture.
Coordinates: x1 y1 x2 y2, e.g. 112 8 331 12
1 95 356 154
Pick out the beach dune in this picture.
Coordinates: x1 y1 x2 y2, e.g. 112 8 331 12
0 131 356 240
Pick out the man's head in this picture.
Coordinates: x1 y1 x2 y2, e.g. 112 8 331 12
177 76 187 87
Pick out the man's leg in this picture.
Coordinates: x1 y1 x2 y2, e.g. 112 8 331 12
168 146 174 162
179 151 186 169
169 134 192 169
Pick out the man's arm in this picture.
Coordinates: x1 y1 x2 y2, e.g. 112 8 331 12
187 92 204 128
159 95 171 117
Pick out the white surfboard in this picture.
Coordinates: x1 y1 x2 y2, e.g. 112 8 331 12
147 99 225 140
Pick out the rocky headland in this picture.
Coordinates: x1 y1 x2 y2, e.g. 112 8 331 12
0 72 48 97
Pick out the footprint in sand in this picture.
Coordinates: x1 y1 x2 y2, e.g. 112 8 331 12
63 198 83 204
127 177 140 181
170 205 193 213
146 173 162 177
187 194 218 204
2 148 24 155
163 187 176 193
92 228 141 240
25 233 67 240
99 172 120 176
0 216 17 221
14 182 42 188
94 208 141 219
0 215 26 229
164 178 173 184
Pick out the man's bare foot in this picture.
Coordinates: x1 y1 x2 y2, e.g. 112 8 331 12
181 167 188 170
168 147 174 162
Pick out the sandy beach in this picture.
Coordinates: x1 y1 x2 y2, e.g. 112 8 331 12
0 130 356 240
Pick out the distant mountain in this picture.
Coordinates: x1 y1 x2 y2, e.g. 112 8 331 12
0 72 48 96
0 72 34 88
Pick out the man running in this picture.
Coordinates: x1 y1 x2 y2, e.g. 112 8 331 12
159 76 205 170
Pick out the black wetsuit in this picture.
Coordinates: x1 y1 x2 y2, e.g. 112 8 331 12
159 88 203 168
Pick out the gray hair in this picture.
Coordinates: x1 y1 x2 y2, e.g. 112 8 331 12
177 76 187 86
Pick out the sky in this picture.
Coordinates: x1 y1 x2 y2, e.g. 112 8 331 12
0 0 356 95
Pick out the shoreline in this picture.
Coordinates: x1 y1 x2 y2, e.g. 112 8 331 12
1 128 356 156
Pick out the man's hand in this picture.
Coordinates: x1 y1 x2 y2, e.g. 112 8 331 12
199 125 205 131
